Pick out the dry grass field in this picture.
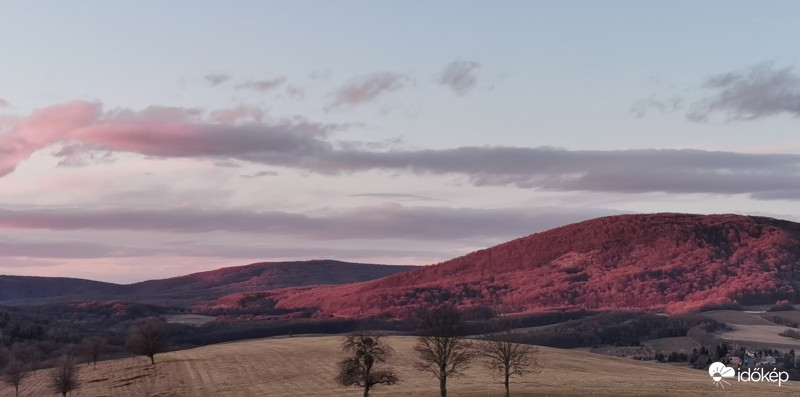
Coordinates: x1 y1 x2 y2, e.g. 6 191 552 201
700 310 776 325
720 324 800 348
761 310 800 324
3 335 800 397
163 314 217 326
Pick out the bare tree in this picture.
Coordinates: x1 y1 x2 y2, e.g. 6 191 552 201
126 317 169 365
3 358 27 397
479 319 543 397
0 346 9 370
414 305 474 397
49 356 80 397
335 333 399 397
80 336 108 369
10 342 41 376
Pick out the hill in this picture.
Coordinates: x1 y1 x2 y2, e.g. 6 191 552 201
259 213 800 317
0 275 121 302
2 335 796 396
0 260 414 303
123 260 415 301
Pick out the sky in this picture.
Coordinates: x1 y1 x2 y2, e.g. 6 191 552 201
1 1 800 283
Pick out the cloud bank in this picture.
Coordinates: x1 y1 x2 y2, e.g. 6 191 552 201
3 101 800 199
0 205 615 241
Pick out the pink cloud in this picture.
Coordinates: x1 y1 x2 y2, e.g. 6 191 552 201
4 100 800 200
326 72 407 110
0 101 336 177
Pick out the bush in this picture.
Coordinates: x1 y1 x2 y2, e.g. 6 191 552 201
768 300 796 312
779 329 800 340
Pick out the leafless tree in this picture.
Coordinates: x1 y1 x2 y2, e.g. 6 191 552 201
335 332 399 397
81 336 108 369
126 317 169 364
479 319 542 397
414 305 474 397
10 342 41 375
49 355 80 397
3 358 27 397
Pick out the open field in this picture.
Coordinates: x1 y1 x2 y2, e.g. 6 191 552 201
3 336 800 396
720 324 800 348
163 314 217 326
762 310 800 325
700 310 776 325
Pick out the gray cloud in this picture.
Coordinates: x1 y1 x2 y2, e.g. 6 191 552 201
204 74 231 86
689 63 800 121
105 105 205 122
0 205 617 241
0 236 454 261
0 239 154 259
350 193 442 201
326 72 407 109
240 170 279 179
630 96 684 118
0 98 9 108
749 189 800 201
438 60 480 96
235 77 287 92
52 143 116 167
237 144 800 199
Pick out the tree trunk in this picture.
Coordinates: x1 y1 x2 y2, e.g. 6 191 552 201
504 372 510 397
440 376 447 397
363 363 371 397
150 354 155 365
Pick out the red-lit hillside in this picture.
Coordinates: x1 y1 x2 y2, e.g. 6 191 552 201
259 214 800 317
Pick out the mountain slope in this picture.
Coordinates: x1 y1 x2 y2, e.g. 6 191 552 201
263 213 800 316
124 260 415 299
0 260 414 303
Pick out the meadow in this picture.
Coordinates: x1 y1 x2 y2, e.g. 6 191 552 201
3 335 799 396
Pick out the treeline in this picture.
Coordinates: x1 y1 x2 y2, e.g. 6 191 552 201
0 299 690 358
1 316 172 396
513 312 724 348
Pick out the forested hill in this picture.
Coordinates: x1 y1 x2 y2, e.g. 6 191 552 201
263 214 800 317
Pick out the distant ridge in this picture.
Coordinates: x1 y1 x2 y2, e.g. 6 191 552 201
0 260 414 303
262 213 800 317
0 275 120 302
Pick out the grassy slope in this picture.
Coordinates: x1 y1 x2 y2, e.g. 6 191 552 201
4 336 799 397
701 310 800 348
